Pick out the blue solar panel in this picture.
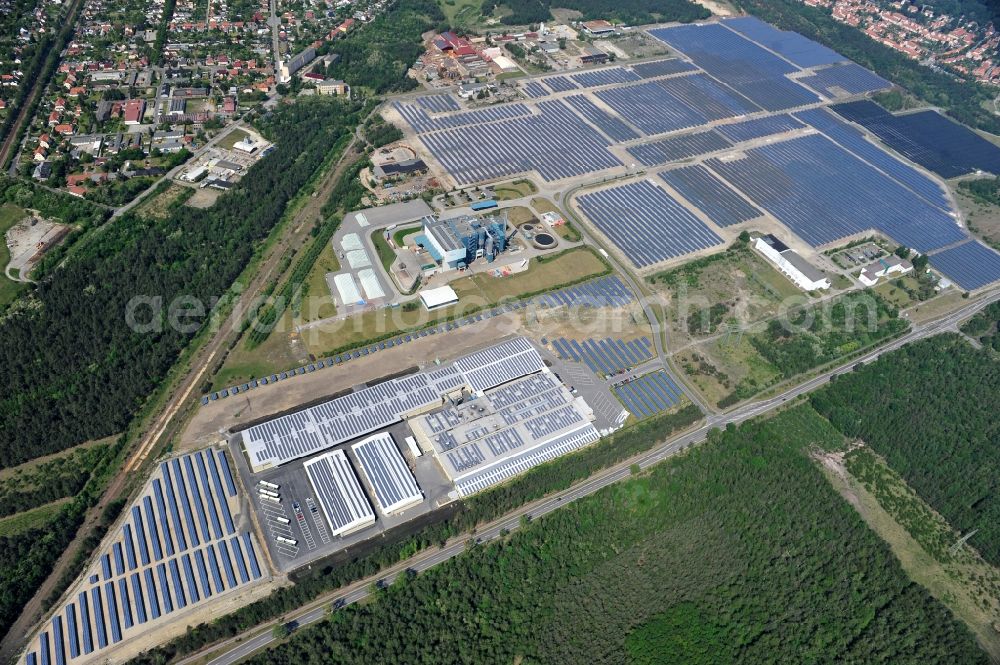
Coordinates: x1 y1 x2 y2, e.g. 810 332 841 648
415 94 460 113
131 507 150 566
794 107 950 210
716 114 803 142
706 133 965 252
156 563 173 614
101 554 111 580
131 573 148 624
104 583 122 643
206 451 236 534
143 496 164 561
39 632 49 665
564 94 640 142
77 593 93 654
112 541 125 575
141 570 159 621
522 81 549 98
833 100 1000 178
576 179 723 268
216 451 238 497
194 452 224 540
230 537 250 583
169 559 187 609
392 101 533 134
798 62 890 97
90 588 107 649
194 550 213 598
723 16 846 67
52 616 65 665
659 164 762 227
627 130 733 167
122 524 138 571
243 533 263 579
206 544 225 593
66 603 79 659
631 58 698 78
929 240 1000 291
117 579 133 629
182 554 200 603
184 456 211 543
160 463 187 552
145 568 162 619
218 540 238 588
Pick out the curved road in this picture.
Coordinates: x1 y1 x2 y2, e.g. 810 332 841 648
192 289 1000 665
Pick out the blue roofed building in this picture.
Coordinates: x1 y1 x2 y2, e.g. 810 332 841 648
420 213 510 270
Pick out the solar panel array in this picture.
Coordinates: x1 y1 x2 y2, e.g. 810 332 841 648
455 337 546 393
630 58 698 79
596 75 757 135
23 451 262 665
794 107 950 210
614 371 686 418
533 275 635 308
929 240 1000 291
833 101 1000 178
627 130 733 167
418 100 622 185
797 63 891 97
716 114 803 142
723 16 847 67
564 94 640 142
551 337 654 375
453 425 600 497
392 101 532 134
569 66 642 88
351 433 423 514
304 450 375 537
542 75 578 92
659 164 762 228
649 22 820 111
415 94 461 113
706 134 966 251
521 81 549 98
576 180 724 268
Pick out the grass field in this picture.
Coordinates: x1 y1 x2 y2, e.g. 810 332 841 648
0 203 28 307
494 179 537 201
439 0 482 29
212 310 304 390
0 499 70 537
298 239 339 324
134 184 192 220
392 224 422 247
217 128 251 150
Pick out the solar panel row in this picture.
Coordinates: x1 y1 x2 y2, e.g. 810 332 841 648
542 75 578 92
533 275 635 309
630 58 698 79
569 66 642 88
715 114 803 142
392 101 532 134
794 107 950 210
415 94 461 113
706 133 965 252
24 457 262 665
521 81 549 98
614 371 686 419
929 240 1000 291
659 164 762 228
626 129 733 167
576 180 724 268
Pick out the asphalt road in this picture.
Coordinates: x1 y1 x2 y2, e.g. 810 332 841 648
194 289 1000 665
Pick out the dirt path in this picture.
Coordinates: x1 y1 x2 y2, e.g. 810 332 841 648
0 130 366 662
816 451 1000 661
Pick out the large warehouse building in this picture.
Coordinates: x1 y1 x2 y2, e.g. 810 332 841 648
420 214 510 270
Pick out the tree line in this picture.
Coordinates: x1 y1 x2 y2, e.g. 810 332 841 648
234 405 986 664
0 98 365 468
482 0 709 27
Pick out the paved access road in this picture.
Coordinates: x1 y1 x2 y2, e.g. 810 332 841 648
192 288 1000 665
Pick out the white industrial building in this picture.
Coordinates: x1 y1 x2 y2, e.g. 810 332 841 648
351 433 423 515
754 234 831 291
859 255 913 286
419 285 458 310
303 450 376 537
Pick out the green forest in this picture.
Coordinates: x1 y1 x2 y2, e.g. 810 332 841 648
733 0 1000 135
241 406 987 664
0 98 366 468
811 334 1000 566
482 0 708 27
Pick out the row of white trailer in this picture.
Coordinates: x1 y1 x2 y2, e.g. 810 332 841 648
257 482 299 547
